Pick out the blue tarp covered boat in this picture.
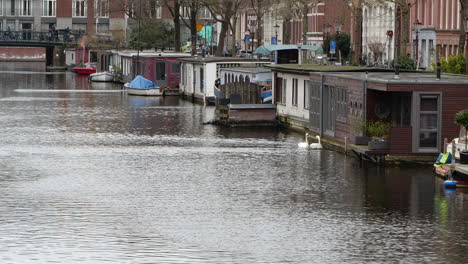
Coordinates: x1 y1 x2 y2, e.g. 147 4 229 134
124 75 162 96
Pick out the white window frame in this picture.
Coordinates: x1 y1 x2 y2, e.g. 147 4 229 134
42 0 56 17
20 0 32 16
95 0 109 18
72 0 87 18
199 7 212 19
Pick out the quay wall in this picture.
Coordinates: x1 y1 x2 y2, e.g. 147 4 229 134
0 47 46 62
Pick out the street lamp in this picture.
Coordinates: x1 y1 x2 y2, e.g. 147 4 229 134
465 17 468 74
274 23 280 45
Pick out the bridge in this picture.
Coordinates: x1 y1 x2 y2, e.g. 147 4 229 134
0 30 81 47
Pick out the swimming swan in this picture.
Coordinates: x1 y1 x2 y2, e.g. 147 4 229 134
298 133 310 148
309 135 323 149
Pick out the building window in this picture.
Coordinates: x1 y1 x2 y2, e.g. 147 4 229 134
150 0 162 19
43 0 56 17
20 0 31 16
292 78 298 106
180 6 190 19
73 0 87 17
6 0 16 16
199 7 212 19
304 80 310 109
95 0 109 17
97 23 109 34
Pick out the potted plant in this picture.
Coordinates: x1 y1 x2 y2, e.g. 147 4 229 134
367 120 392 150
455 109 468 164
351 119 370 145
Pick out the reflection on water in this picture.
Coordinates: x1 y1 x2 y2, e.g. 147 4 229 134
0 66 468 263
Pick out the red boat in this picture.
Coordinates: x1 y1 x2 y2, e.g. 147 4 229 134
74 67 96 75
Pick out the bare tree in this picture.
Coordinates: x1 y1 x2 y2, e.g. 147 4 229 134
247 0 274 48
162 0 182 52
277 0 295 44
204 0 243 56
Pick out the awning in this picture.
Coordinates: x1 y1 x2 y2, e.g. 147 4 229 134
255 45 324 55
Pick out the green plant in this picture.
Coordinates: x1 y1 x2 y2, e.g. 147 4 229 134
431 55 466 74
390 55 416 70
367 120 392 140
455 109 468 151
351 119 368 136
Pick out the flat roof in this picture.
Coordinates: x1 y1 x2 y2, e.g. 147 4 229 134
220 67 271 74
178 56 271 63
114 50 191 57
266 64 377 74
313 71 468 85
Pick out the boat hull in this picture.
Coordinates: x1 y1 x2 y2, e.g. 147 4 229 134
74 67 97 75
89 72 113 82
126 87 163 96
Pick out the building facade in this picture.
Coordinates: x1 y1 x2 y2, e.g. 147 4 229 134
409 0 461 69
362 1 396 65
0 0 126 35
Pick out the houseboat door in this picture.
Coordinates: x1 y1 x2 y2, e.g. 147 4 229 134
323 85 336 136
413 93 441 153
155 60 167 88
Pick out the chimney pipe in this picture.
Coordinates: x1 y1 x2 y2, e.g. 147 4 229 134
436 61 441 80
394 63 400 79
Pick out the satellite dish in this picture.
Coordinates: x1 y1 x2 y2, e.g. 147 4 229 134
375 103 390 119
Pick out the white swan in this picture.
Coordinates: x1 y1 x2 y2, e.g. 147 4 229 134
309 135 323 149
298 133 310 148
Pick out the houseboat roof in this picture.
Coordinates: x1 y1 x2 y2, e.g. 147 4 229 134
220 67 271 74
266 64 378 74
178 56 271 64
312 71 468 85
113 50 191 58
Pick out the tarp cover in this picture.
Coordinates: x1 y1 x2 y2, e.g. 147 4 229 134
255 45 324 55
124 75 158 89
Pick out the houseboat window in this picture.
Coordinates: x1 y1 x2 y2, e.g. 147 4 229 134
281 79 287 104
235 76 238 82
304 80 310 110
155 61 166 81
171 63 181 74
275 77 283 104
292 78 298 106
200 68 204 92
309 82 321 130
245 76 250 83
336 87 348 122
240 75 244 82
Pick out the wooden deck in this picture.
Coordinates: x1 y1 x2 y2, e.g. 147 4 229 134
350 144 389 166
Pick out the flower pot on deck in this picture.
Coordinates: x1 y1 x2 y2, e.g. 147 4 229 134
355 136 371 146
368 140 389 150
460 151 468 165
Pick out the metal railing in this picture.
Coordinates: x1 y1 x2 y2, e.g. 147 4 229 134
0 30 82 44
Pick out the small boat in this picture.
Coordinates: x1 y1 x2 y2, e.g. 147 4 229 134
89 71 114 82
124 75 162 96
74 66 97 75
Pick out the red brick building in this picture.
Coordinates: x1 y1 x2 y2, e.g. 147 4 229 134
409 0 461 68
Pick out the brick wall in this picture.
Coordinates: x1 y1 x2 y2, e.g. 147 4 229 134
0 47 46 61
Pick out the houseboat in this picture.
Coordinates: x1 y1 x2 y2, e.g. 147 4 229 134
178 57 270 105
112 51 191 94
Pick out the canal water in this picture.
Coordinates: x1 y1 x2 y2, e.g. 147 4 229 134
0 65 467 263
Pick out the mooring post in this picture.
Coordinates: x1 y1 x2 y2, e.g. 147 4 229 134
344 136 348 155
443 138 448 154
